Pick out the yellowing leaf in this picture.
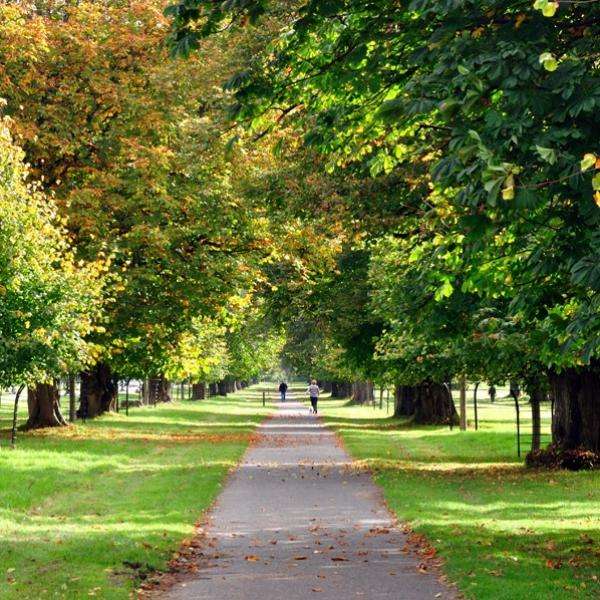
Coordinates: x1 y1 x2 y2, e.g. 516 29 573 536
581 153 597 172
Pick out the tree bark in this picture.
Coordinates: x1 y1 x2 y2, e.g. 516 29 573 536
24 382 68 428
78 362 118 418
394 384 415 417
392 382 458 424
351 381 373 405
217 381 228 396
413 381 459 425
192 383 206 400
550 365 600 452
321 381 332 393
208 382 218 397
149 377 171 404
331 381 352 398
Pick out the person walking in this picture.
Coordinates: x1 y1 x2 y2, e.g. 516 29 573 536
307 379 320 414
278 381 288 402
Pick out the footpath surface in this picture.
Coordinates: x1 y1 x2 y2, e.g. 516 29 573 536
159 399 456 600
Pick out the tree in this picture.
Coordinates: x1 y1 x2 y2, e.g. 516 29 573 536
167 0 600 453
0 117 102 428
1 0 275 416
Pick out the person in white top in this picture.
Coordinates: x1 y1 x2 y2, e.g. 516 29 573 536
307 379 320 414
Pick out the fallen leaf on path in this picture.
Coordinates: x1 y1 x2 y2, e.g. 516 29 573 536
331 557 349 562
244 556 259 562
312 588 322 593
294 556 308 560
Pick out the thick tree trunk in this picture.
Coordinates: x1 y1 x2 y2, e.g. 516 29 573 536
321 381 332 393
24 383 67 429
208 383 218 397
331 381 352 398
217 381 228 396
192 383 206 400
149 377 171 404
550 366 600 452
78 363 117 418
394 384 415 417
413 381 459 425
351 381 373 405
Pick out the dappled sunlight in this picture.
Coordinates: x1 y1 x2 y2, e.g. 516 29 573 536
0 386 269 599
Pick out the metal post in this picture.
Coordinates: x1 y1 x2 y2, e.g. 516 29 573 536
11 385 25 449
473 381 480 431
459 375 467 431
511 390 521 457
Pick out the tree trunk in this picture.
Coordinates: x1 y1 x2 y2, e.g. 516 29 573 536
413 381 459 425
331 381 351 398
394 384 415 417
550 365 600 452
322 381 332 393
149 377 171 404
24 382 68 429
192 383 206 400
217 381 228 396
209 383 218 397
78 362 118 418
351 381 373 405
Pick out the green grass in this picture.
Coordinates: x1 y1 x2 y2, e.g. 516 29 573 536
0 384 272 599
321 395 600 600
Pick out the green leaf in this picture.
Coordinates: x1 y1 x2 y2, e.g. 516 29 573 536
581 153 596 172
539 52 558 72
535 146 558 165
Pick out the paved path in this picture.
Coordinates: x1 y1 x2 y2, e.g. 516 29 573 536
160 400 455 600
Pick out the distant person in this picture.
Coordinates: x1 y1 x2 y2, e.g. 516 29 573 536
488 385 496 403
278 381 288 402
307 379 320 414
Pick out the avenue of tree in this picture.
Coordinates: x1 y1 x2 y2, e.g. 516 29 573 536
2 0 600 462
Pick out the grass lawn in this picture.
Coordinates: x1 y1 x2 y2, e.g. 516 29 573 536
0 384 272 599
320 392 600 600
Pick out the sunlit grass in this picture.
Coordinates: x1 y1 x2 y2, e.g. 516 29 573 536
321 395 600 600
0 385 273 599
